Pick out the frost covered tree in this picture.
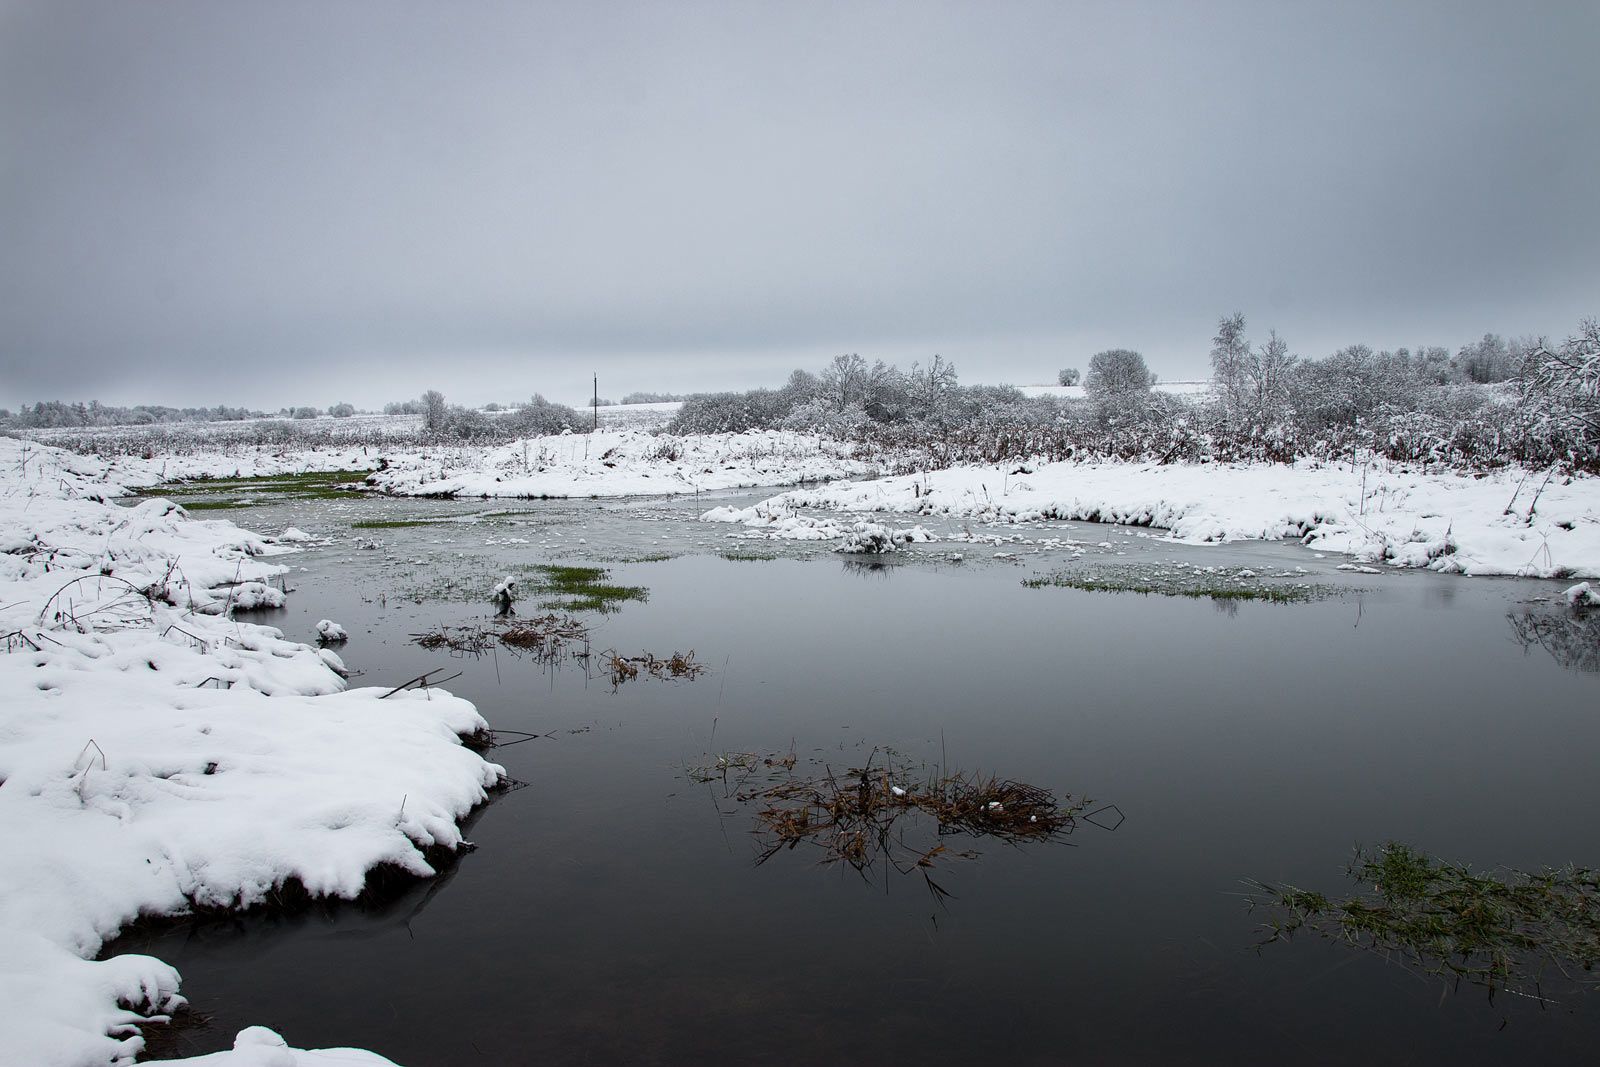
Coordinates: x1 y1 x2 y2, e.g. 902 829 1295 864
1084 349 1153 398
907 355 959 421
1246 329 1298 428
1057 367 1080 386
1458 333 1517 384
820 353 869 411
327 402 355 418
1209 312 1251 423
422 390 447 432
1521 319 1600 456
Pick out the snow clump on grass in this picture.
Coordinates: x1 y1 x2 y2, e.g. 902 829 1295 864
834 521 935 554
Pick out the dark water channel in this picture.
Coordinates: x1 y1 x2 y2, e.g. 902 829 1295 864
109 488 1600 1065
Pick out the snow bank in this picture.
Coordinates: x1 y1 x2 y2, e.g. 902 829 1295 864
729 459 1600 578
0 436 501 1066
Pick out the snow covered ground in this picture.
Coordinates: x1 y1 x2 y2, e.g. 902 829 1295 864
360 429 872 498
1017 380 1211 401
707 459 1600 578
0 437 502 1066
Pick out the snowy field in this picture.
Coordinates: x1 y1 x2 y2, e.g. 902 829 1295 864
0 437 502 1066
707 459 1600 579
1017 379 1211 401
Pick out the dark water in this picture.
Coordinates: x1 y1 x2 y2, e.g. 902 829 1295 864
109 490 1600 1065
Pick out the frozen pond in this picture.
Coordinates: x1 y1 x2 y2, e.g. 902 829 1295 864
110 486 1600 1064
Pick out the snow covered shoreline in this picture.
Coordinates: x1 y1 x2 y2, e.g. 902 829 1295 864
708 459 1600 579
34 425 1600 578
91 429 876 500
0 437 503 1066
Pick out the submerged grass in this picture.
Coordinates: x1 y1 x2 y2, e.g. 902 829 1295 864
351 519 445 529
1248 842 1600 1003
141 470 371 507
1024 566 1327 604
150 470 370 492
527 563 648 614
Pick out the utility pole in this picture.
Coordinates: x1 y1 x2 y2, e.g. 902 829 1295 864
592 373 598 432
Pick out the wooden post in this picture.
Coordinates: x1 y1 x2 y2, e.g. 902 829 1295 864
592 373 598 432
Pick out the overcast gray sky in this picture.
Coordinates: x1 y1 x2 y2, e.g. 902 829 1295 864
2 0 1596 410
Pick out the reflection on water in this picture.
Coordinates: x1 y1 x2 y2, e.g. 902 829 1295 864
1510 603 1600 672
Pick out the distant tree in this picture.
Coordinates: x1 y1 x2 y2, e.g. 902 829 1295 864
1057 367 1080 387
820 353 870 411
1210 312 1251 423
327 402 355 418
907 355 959 421
291 406 319 420
1246 329 1298 427
1084 349 1153 398
1458 333 1516 384
620 391 689 404
484 402 502 411
422 390 447 432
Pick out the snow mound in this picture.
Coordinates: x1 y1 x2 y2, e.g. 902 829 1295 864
0 436 502 1067
835 521 936 554
316 618 349 643
1566 581 1600 608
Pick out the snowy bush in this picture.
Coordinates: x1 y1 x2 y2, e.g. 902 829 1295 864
834 521 933 554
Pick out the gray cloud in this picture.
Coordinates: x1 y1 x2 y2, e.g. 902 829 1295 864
2 0 1596 409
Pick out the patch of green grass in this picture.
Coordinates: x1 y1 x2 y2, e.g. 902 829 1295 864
143 470 369 497
351 519 443 529
1249 842 1600 1002
179 499 261 510
1023 570 1324 604
527 563 648 614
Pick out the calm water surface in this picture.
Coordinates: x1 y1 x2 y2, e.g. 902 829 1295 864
109 488 1600 1065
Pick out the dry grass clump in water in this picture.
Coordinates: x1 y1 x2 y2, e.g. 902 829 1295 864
601 648 705 689
1247 842 1600 1004
691 747 1118 898
410 613 589 662
500 613 590 652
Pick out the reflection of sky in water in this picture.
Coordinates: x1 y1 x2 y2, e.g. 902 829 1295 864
109 492 1600 1065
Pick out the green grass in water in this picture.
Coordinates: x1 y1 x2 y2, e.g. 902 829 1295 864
527 563 648 614
1249 842 1600 1002
1023 571 1322 603
351 519 443 529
